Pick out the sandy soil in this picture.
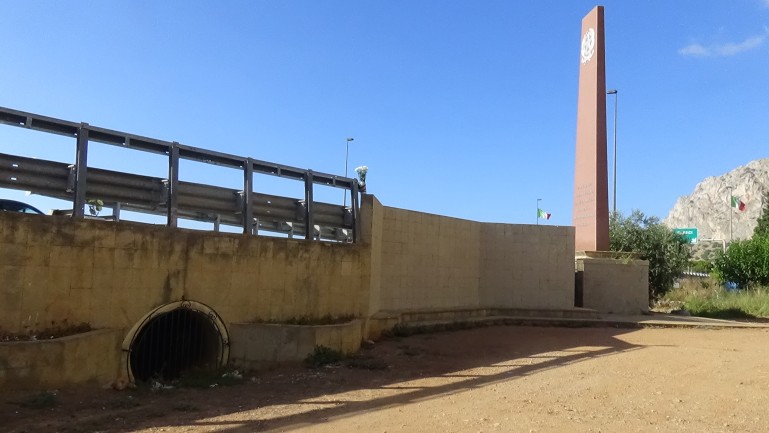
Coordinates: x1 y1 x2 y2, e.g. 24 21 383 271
4 325 769 433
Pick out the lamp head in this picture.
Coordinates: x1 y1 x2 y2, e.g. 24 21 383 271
346 137 354 142
607 89 618 94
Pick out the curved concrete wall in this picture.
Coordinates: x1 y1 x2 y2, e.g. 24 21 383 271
1 194 578 389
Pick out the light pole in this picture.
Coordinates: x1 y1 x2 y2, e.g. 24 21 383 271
607 89 618 216
727 186 733 241
344 137 354 207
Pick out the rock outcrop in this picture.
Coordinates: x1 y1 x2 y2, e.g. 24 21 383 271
663 159 769 242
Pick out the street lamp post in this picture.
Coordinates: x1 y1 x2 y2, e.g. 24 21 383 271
727 186 733 241
606 89 618 216
344 137 354 207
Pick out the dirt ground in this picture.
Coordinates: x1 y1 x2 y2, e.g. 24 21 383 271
4 325 769 433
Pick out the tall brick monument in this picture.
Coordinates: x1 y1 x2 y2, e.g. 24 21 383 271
573 6 609 252
572 7 649 315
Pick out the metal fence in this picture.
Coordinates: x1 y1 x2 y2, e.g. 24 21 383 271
0 106 360 242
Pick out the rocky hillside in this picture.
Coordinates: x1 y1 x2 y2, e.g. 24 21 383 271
663 159 769 243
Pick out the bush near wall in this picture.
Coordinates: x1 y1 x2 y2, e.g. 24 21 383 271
713 235 769 289
609 210 690 299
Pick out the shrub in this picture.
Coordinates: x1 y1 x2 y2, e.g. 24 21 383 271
610 210 691 299
713 234 769 289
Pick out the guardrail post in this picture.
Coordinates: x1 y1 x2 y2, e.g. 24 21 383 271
304 170 314 240
243 158 254 235
73 123 89 218
167 142 179 228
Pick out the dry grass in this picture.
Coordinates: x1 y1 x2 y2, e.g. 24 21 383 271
659 278 769 319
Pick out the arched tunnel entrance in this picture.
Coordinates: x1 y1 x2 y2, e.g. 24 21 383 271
124 301 229 383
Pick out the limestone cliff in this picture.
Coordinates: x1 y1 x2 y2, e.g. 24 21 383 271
663 159 769 242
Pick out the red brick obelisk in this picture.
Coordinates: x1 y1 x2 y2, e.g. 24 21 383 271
573 6 609 252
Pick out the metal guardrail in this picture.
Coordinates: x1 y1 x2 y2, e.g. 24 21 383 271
0 106 360 242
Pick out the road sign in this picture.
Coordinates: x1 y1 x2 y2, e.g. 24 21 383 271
674 228 698 244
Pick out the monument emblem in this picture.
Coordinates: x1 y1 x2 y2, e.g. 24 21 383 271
580 28 595 64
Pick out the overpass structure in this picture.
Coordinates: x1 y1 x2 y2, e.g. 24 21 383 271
0 106 360 242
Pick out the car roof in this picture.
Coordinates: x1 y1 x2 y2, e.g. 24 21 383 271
0 199 45 214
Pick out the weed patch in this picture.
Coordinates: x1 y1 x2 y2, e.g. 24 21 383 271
304 345 344 368
660 280 769 319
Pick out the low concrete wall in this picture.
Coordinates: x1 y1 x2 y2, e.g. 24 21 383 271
0 329 122 391
228 320 362 369
576 256 649 315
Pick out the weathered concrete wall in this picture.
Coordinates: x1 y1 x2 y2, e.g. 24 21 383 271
0 213 370 335
0 329 122 391
2 194 586 389
229 319 362 369
576 256 649 314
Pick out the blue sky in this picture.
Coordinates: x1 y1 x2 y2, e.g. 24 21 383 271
1 0 768 228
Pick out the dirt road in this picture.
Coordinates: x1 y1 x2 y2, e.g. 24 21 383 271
4 325 769 432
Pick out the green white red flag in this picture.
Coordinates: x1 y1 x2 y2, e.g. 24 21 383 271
537 208 551 220
731 196 746 212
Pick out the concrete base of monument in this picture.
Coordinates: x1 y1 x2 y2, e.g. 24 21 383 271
575 252 649 315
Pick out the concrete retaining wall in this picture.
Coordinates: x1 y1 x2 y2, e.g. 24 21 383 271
229 320 362 369
1 194 586 389
0 329 122 391
0 213 369 335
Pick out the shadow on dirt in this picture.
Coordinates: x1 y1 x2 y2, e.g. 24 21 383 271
3 325 643 433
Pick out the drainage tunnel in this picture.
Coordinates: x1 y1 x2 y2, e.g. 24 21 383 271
129 305 227 382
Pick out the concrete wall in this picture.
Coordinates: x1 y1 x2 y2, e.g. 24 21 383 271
480 223 575 310
1 197 578 335
0 329 122 391
229 319 362 369
2 194 582 389
374 202 575 312
576 256 649 315
0 213 369 335
377 207 482 310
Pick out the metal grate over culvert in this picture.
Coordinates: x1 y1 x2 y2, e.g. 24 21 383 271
128 303 227 382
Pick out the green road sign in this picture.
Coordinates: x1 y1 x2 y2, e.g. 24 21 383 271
674 228 698 244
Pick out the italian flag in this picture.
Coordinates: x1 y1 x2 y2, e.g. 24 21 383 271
731 196 746 212
537 208 551 220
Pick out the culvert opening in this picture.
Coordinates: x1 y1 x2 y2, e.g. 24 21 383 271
129 306 226 383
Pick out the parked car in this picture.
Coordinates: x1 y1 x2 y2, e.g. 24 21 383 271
0 199 44 215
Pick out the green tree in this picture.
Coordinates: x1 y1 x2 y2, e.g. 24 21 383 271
609 210 691 299
715 194 769 288
753 192 769 238
712 235 769 289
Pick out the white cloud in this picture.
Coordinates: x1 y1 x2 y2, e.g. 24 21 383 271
678 43 709 57
678 29 768 57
